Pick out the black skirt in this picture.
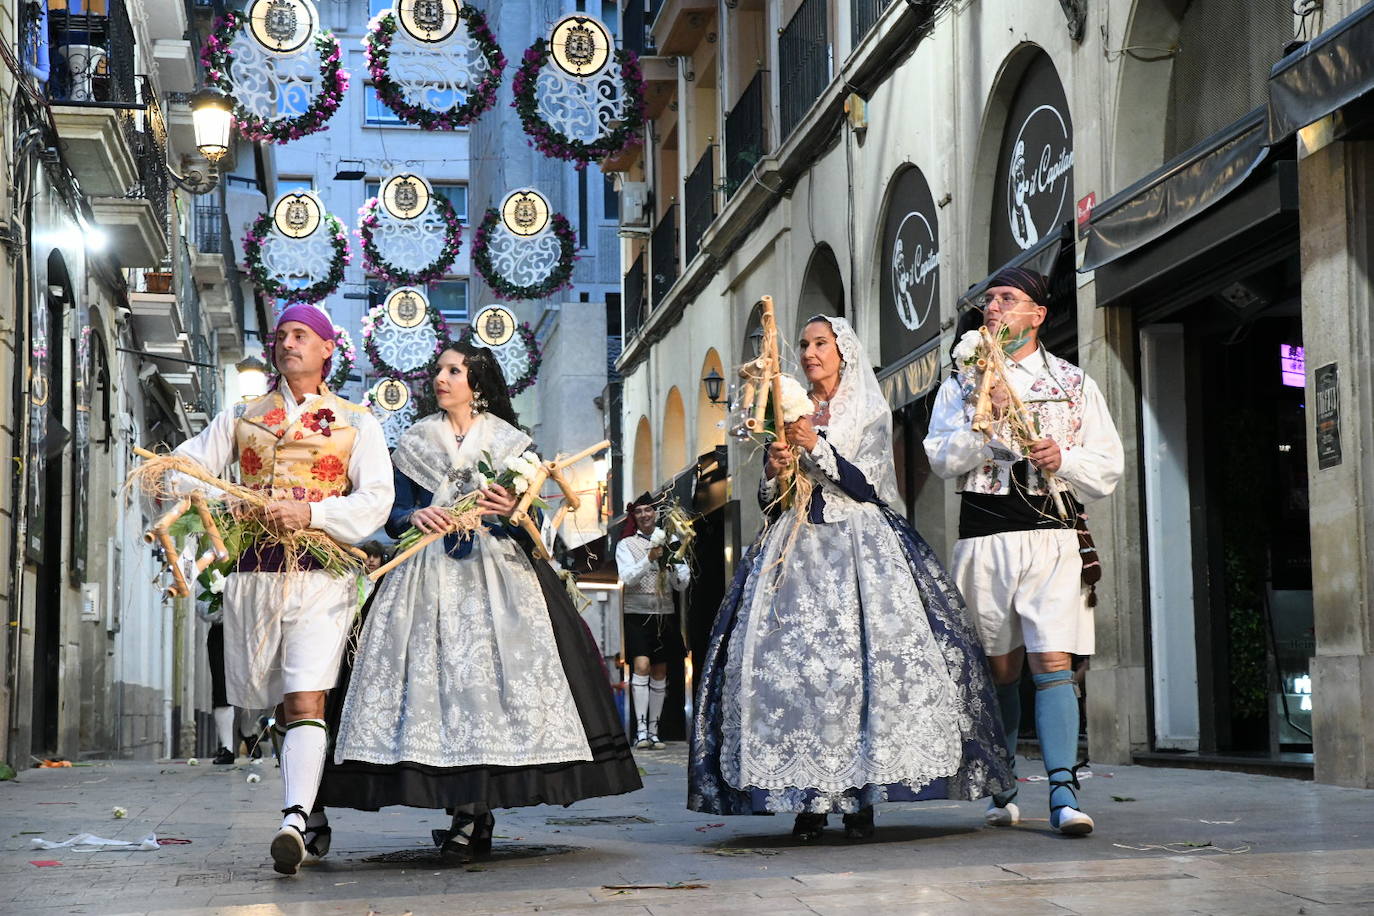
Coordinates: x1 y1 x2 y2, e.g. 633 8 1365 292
318 555 642 812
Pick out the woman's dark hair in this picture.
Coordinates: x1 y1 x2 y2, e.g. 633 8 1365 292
438 340 520 427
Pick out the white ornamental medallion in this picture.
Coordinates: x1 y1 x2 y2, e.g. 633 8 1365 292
243 192 350 304
364 3 506 130
203 0 348 144
368 377 418 448
472 188 575 302
462 306 541 396
362 286 448 379
513 15 646 165
358 172 463 286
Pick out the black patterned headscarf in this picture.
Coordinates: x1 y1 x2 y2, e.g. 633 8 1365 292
988 267 1052 309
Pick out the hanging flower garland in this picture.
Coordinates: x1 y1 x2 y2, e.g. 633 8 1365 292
242 212 351 304
360 297 450 381
511 40 647 167
471 208 577 301
457 321 542 395
201 11 349 144
363 8 506 130
357 193 464 286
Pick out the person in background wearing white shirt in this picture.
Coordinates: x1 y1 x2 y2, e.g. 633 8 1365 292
924 269 1123 837
615 494 690 749
173 304 393 874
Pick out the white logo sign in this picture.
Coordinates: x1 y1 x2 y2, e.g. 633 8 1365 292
1007 104 1074 250
889 210 940 333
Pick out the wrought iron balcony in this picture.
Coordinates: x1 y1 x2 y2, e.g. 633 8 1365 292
851 0 894 46
46 0 137 105
684 146 716 265
779 0 831 141
725 72 768 199
192 199 223 254
624 252 647 340
650 203 679 308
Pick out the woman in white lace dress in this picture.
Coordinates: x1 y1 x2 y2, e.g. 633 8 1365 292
320 342 640 862
688 316 1012 842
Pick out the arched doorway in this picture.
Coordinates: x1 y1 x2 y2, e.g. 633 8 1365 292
660 387 687 481
631 416 653 499
797 244 845 336
696 349 726 451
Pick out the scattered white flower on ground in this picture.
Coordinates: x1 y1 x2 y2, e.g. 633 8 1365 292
952 329 982 366
186 758 198 766
207 569 227 595
112 806 127 819
246 773 261 784
778 375 813 423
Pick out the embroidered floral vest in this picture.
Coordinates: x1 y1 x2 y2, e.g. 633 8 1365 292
955 352 1086 496
232 388 365 502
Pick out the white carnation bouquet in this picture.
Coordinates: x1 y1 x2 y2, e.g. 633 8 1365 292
477 450 549 508
777 375 814 423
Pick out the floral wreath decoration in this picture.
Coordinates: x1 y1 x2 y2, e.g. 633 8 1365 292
471 207 577 302
456 321 542 396
202 11 349 144
242 211 352 304
357 193 465 286
511 39 647 167
360 296 451 381
363 7 507 130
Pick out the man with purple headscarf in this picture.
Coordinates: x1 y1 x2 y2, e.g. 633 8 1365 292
173 304 392 874
925 269 1123 837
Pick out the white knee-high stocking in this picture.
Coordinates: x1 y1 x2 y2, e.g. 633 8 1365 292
631 674 650 740
279 719 327 830
647 678 667 738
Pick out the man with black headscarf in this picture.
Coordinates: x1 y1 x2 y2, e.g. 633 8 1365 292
924 268 1123 836
615 493 690 749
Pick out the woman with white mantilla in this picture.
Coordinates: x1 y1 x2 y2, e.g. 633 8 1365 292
688 316 1012 842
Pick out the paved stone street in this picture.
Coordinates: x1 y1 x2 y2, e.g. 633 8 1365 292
3 747 1374 915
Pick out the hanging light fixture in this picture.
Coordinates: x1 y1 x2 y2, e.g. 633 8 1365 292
189 87 235 163
702 367 725 404
235 355 268 398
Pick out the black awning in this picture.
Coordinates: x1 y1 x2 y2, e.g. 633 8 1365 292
957 222 1076 353
1268 1 1374 144
959 224 1069 310
1081 109 1268 272
878 337 944 412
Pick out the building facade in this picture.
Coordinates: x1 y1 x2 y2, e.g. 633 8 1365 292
1 0 271 767
615 0 1374 784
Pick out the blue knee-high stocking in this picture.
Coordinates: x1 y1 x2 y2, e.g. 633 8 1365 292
1032 670 1082 821
992 680 1021 806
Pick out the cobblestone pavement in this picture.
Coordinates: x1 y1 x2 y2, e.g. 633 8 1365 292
3 746 1374 915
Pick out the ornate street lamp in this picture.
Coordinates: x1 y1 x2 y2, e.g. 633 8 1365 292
235 354 268 398
166 87 236 196
702 367 725 405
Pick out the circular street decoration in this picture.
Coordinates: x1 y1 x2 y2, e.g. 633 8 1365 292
549 15 611 77
512 17 647 167
362 286 449 379
457 320 541 396
358 172 464 286
246 0 316 54
366 376 419 447
327 326 356 391
364 5 506 131
273 190 322 238
244 193 350 304
501 188 550 237
472 305 516 347
202 1 348 145
472 190 576 302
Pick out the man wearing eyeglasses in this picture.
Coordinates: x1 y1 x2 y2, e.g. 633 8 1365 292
924 267 1123 836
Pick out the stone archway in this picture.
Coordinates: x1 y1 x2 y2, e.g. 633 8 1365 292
660 386 687 480
631 415 653 499
696 348 726 451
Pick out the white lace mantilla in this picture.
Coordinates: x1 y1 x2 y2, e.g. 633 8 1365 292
335 412 592 768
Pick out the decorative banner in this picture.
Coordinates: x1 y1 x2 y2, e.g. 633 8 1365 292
364 2 506 130
358 172 464 286
512 15 647 166
202 0 349 144
362 286 449 379
366 376 419 448
472 188 576 301
243 191 351 303
461 306 541 395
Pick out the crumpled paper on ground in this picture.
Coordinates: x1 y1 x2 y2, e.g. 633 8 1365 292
30 833 159 851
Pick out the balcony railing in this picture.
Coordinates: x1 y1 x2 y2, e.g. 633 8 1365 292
624 0 649 56
650 204 678 307
47 0 136 105
725 72 768 199
684 146 716 265
137 78 172 240
851 0 894 46
192 199 224 255
624 253 646 339
779 0 830 141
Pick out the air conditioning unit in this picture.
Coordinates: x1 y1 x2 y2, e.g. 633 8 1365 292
620 181 650 228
